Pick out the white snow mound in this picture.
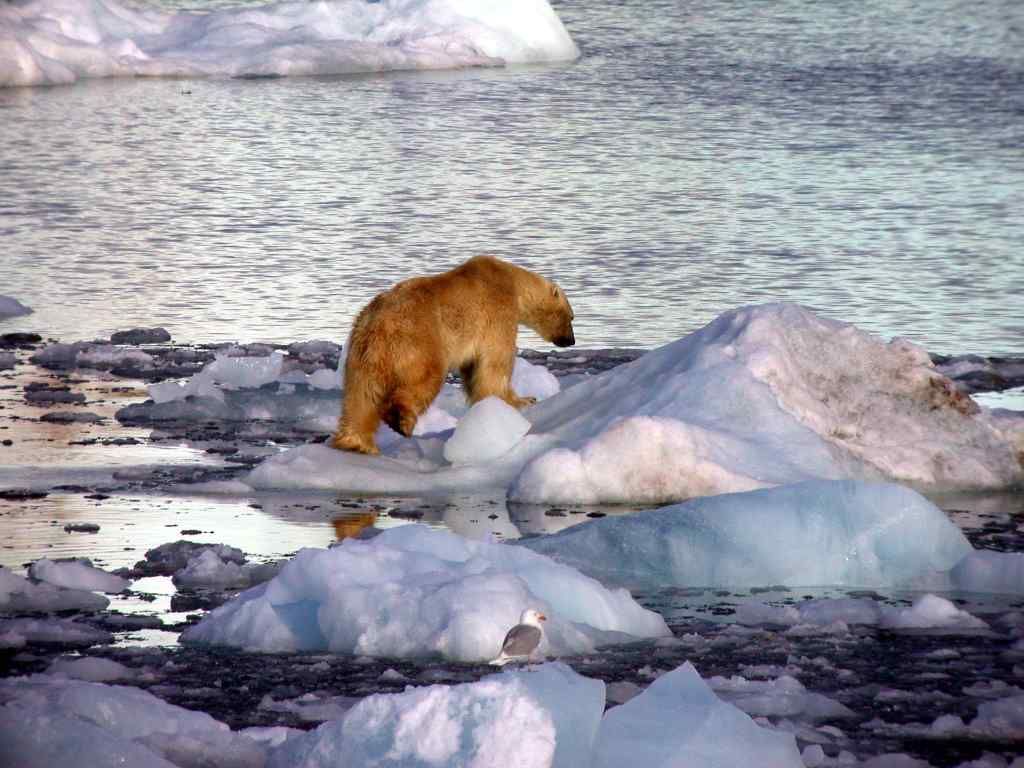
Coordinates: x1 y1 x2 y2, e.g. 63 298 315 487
0 0 580 87
241 304 1022 502
181 524 669 660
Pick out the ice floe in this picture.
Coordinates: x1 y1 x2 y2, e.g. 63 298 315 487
28 557 129 594
0 618 113 648
522 480 974 590
0 566 110 613
226 304 1023 502
0 0 580 88
0 661 809 768
0 295 32 320
268 662 604 768
181 524 670 660
0 674 263 768
594 661 803 768
736 594 989 632
171 549 281 591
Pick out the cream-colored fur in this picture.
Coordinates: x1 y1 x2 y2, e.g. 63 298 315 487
331 255 576 455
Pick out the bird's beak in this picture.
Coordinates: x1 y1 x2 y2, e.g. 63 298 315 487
538 614 547 621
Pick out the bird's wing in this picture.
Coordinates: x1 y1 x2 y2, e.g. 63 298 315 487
499 624 542 657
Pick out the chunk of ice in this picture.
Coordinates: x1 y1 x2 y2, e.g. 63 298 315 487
594 662 803 768
267 663 604 768
182 524 669 659
443 396 532 465
521 481 973 589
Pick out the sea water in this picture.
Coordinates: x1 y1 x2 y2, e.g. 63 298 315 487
1 0 1021 354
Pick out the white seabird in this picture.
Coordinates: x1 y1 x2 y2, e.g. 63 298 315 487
490 608 547 666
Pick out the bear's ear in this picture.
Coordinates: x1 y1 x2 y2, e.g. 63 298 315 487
550 285 561 299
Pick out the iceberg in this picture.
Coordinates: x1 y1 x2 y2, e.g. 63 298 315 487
267 662 604 768
521 481 974 589
594 662 803 768
237 304 1022 502
0 0 580 88
181 524 670 659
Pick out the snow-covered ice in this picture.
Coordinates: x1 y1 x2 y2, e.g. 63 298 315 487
0 674 264 768
0 618 113 647
522 480 973 589
268 662 604 768
229 304 1023 502
181 524 670 660
0 0 580 88
171 549 281 591
0 295 32 319
0 661 820 768
706 673 856 724
28 557 129 594
594 661 803 768
0 566 110 613
442 396 532 465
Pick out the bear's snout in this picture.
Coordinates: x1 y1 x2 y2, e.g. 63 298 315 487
554 330 575 347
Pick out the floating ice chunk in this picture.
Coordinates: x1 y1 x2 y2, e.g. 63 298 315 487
0 567 109 613
707 673 856 723
0 295 32 319
182 524 669 660
130 540 246 577
48 656 135 682
172 550 281 591
75 345 155 371
29 341 154 371
879 594 988 631
243 304 1022 501
443 396 532 465
268 662 603 768
0 0 580 88
594 662 803 768
0 618 113 647
29 558 129 594
513 304 1021 503
0 675 264 768
738 594 988 631
522 481 973 589
148 351 286 404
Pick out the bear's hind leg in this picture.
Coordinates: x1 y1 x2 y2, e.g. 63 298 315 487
385 361 445 438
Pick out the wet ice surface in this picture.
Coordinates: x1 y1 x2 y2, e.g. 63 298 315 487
2 330 1024 765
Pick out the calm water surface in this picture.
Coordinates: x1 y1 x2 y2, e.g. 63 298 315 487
0 0 1021 354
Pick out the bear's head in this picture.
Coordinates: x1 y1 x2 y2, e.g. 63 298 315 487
525 282 575 348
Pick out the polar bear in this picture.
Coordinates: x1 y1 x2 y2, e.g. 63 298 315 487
331 255 575 455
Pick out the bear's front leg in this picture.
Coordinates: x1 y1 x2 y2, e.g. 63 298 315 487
462 354 536 410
